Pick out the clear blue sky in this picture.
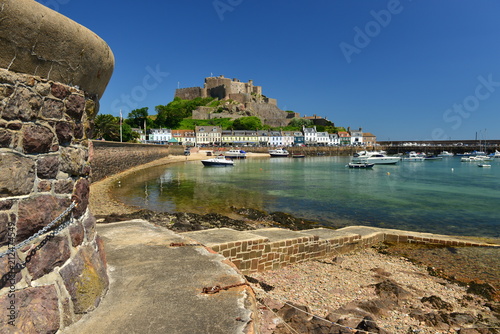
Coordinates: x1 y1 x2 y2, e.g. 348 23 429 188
38 0 500 141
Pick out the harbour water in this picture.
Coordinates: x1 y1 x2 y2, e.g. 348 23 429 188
111 155 500 238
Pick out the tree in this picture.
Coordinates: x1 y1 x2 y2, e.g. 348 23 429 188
232 116 263 130
287 118 313 129
155 104 187 129
94 114 120 141
127 107 149 129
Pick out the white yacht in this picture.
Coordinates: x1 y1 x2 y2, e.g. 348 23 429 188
402 151 425 162
489 150 500 158
351 151 400 165
224 149 246 159
437 151 454 157
269 148 289 157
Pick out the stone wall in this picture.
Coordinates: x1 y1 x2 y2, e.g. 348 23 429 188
91 141 182 182
211 233 367 274
0 69 108 332
200 228 492 275
0 0 114 331
174 87 206 100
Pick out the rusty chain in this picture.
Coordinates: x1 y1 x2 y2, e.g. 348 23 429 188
0 200 78 289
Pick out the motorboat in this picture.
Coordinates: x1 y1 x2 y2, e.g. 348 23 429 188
461 156 484 162
471 150 486 156
478 164 491 168
424 155 443 161
269 148 289 157
201 155 235 167
346 162 375 169
224 149 246 159
489 150 500 158
437 151 454 157
402 152 425 162
351 151 400 165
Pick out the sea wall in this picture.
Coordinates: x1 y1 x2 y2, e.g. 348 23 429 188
187 227 495 275
91 141 183 182
0 0 113 331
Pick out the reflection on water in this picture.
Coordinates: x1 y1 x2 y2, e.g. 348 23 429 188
112 162 268 216
111 156 500 238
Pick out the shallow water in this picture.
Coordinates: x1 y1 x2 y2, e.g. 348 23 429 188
111 156 500 238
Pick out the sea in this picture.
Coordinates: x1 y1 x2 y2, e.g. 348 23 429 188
110 155 500 238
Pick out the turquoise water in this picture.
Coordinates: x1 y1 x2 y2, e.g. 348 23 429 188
111 156 500 238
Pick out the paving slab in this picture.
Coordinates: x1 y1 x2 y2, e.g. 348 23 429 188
249 228 313 242
299 227 360 240
183 228 268 247
61 220 256 334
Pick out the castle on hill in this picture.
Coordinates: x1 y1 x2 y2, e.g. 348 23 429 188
175 75 275 104
175 75 293 127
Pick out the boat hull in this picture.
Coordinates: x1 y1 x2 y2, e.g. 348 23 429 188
352 157 400 164
347 163 374 168
201 157 234 167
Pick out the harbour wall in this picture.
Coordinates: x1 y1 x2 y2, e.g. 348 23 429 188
91 141 184 182
184 227 498 275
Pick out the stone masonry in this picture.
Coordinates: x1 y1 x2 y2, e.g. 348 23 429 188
183 227 498 275
0 0 114 332
0 69 109 333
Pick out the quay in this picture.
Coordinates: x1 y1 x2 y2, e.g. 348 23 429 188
61 220 499 334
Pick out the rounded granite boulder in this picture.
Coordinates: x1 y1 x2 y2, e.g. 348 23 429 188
0 0 114 98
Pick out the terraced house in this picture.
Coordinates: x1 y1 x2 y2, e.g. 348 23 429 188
195 126 222 146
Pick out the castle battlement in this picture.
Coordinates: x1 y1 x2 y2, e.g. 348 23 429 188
175 75 263 101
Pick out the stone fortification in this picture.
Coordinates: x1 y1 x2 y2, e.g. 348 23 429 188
91 141 183 182
175 75 290 127
0 0 113 331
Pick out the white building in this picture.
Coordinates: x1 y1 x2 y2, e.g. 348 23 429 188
282 131 295 147
316 131 329 146
149 128 172 144
328 133 340 146
269 131 283 147
257 131 270 146
303 126 317 145
350 128 364 146
195 126 222 145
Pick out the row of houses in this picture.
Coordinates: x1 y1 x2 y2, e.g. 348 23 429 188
134 126 376 147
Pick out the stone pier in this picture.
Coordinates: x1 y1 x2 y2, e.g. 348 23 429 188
0 0 114 332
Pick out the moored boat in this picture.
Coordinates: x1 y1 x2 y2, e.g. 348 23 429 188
224 149 246 159
438 151 454 157
201 155 235 167
461 156 483 162
402 152 425 162
346 162 375 169
478 164 491 168
292 153 305 158
269 148 289 157
424 155 443 161
489 150 500 158
351 151 400 165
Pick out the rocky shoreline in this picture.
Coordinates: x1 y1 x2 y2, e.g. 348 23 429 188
90 154 500 334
